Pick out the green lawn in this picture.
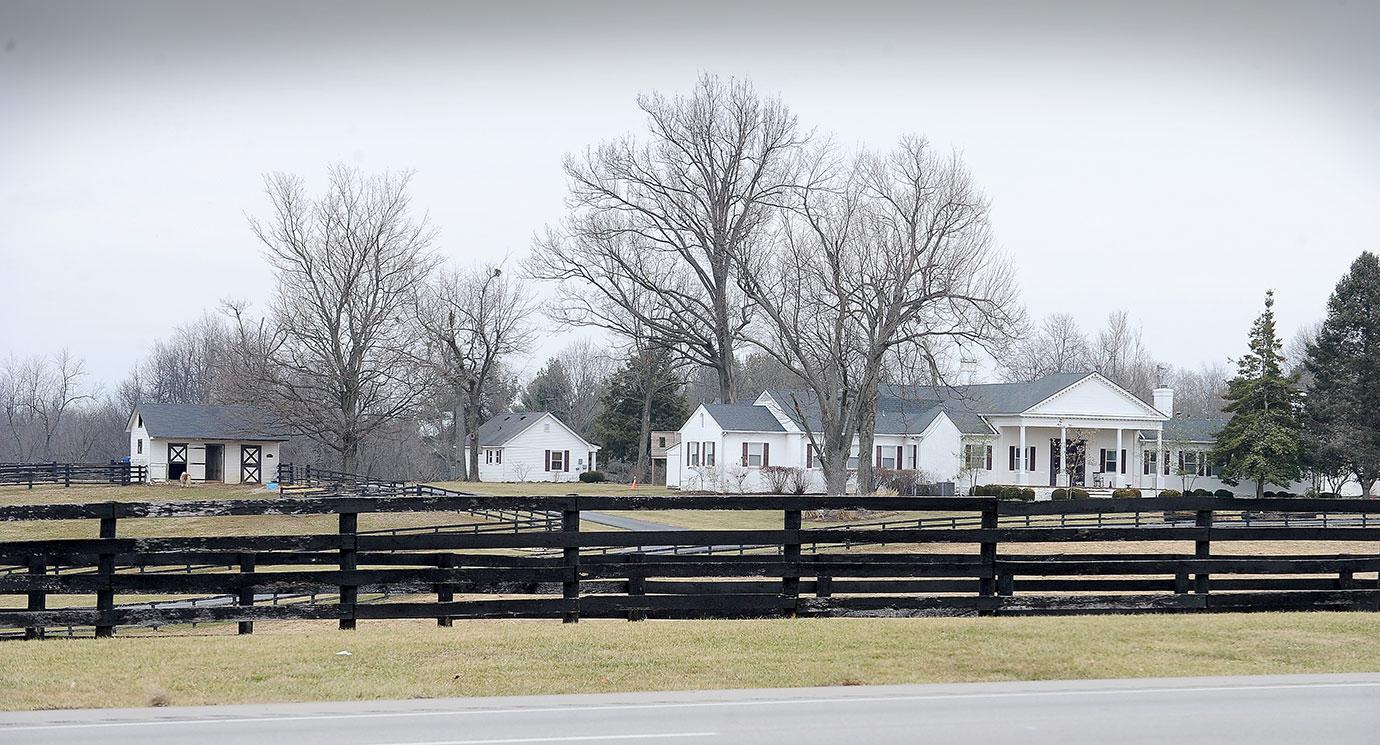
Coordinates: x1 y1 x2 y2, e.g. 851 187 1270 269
2 613 1378 710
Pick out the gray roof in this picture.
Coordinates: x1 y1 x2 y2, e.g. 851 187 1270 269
477 411 593 447
882 372 1098 415
134 403 288 441
1140 417 1228 443
764 390 991 436
703 404 787 432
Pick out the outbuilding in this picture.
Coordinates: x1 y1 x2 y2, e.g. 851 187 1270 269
127 403 288 484
464 411 599 482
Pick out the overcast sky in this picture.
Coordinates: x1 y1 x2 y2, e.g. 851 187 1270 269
2 0 1378 389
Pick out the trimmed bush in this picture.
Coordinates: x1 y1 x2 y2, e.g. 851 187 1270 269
1263 491 1277 498
1020 487 1036 501
1213 488 1233 498
1159 488 1182 497
1190 488 1212 497
578 471 607 483
1111 487 1142 498
1069 488 1090 499
1050 488 1069 500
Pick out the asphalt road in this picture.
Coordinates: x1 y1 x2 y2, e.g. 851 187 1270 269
2 674 1377 745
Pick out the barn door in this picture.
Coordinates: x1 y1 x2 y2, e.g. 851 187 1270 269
167 443 188 481
240 445 262 484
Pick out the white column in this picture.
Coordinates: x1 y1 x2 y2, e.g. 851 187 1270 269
1155 429 1164 491
1059 422 1067 487
1018 423 1028 486
1115 428 1123 488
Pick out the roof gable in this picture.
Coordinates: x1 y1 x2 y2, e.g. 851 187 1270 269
477 412 598 448
1022 373 1164 419
701 403 787 432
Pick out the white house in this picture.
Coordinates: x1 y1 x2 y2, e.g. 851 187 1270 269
128 403 287 484
666 372 1251 495
464 411 600 482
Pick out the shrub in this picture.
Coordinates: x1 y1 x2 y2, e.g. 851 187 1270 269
1111 487 1142 498
1213 488 1233 498
578 471 606 483
1069 488 1090 499
1191 488 1212 497
761 466 803 495
1050 488 1069 500
1276 490 1296 498
1021 487 1036 501
1159 488 1182 497
876 468 920 496
1263 491 1277 498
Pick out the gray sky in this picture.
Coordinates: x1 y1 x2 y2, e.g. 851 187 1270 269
2 0 1378 388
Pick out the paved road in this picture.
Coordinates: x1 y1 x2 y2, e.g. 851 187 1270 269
3 674 1377 745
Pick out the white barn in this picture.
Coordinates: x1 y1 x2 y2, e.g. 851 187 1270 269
128 403 287 484
464 411 600 483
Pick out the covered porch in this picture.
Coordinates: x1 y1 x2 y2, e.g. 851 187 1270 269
985 415 1166 490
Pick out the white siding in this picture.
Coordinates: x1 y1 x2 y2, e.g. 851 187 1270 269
139 438 281 484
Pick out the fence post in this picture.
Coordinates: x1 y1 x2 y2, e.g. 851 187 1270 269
815 575 832 599
25 555 46 640
95 507 118 638
64 463 72 488
783 507 802 618
979 501 998 614
237 553 255 635
1194 508 1212 595
339 511 358 630
627 552 646 622
436 553 454 627
562 500 580 623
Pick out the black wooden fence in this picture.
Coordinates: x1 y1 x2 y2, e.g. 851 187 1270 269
0 462 147 489
1 494 1378 638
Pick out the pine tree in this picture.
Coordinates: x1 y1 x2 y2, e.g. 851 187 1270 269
594 350 689 476
1211 290 1304 497
1303 252 1380 495
519 359 574 423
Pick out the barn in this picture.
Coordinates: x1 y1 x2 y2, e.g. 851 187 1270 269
464 411 600 482
127 403 288 484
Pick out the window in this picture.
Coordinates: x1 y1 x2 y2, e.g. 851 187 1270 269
1143 449 1158 475
1180 449 1199 475
658 436 666 448
1008 445 1018 471
704 441 716 466
742 441 768 467
878 446 896 470
807 445 819 469
687 442 701 467
1101 448 1118 474
964 443 991 471
543 423 551 432
1027 446 1036 472
546 449 567 472
907 445 918 470
847 448 860 470
137 438 143 455
485 448 502 464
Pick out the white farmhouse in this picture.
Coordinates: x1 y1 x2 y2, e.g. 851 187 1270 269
465 411 600 483
128 403 287 484
665 372 1257 496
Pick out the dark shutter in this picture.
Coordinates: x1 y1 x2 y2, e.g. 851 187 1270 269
964 444 971 466
1178 450 1184 471
1008 446 1016 471
875 446 883 468
984 445 992 471
910 445 917 469
563 450 570 472
544 450 551 472
742 442 749 467
1120 449 1127 474
1027 446 1036 472
896 446 904 469
762 442 769 467
1164 450 1170 476
1099 449 1107 472
806 445 813 469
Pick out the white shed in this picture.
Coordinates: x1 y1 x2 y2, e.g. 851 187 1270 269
128 403 288 485
464 411 600 483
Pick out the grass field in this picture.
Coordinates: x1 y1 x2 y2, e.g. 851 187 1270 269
2 614 1378 710
430 481 677 497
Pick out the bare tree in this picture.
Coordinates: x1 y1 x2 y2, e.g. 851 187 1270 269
1092 310 1160 399
529 74 808 403
739 137 1021 494
418 263 537 481
238 165 438 472
120 313 234 408
556 339 617 438
999 313 1091 382
1164 361 1229 417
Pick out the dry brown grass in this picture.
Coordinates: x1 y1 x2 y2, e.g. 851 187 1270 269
2 613 1378 711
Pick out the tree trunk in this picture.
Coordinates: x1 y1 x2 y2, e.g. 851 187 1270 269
634 370 654 483
855 394 878 494
1256 478 1265 499
822 448 849 495
341 435 359 473
464 387 483 482
452 388 468 481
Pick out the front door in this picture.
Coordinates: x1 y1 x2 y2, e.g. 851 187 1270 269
1049 438 1087 487
167 443 188 481
240 445 262 484
205 444 224 482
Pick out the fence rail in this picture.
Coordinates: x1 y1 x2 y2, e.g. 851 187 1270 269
0 462 147 489
1 494 1378 637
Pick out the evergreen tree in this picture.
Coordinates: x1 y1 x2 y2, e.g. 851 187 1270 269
594 349 689 474
1211 290 1305 497
519 358 574 423
1303 252 1380 495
